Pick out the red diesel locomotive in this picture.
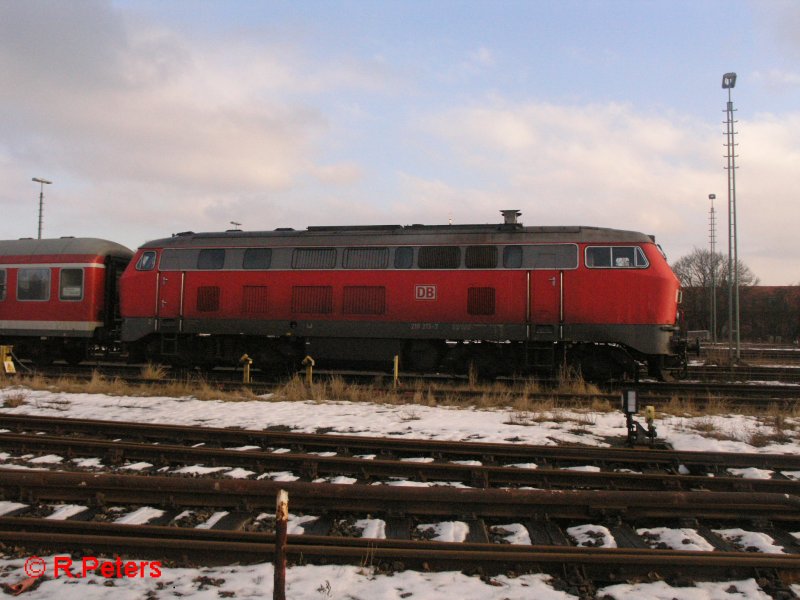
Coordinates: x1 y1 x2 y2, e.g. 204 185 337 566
119 211 685 379
0 237 133 364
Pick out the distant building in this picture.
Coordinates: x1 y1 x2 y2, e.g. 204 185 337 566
681 286 800 343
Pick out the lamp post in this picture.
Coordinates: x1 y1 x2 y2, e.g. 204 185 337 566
32 177 52 240
721 72 739 362
708 193 717 344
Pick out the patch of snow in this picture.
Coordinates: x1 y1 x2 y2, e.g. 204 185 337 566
727 467 773 479
115 506 166 525
491 523 531 545
119 461 153 471
46 504 88 520
636 527 714 551
712 528 785 554
195 511 230 529
28 454 63 464
355 518 386 539
567 524 616 548
0 501 27 516
417 521 470 543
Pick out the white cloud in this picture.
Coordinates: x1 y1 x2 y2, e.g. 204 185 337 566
416 99 800 284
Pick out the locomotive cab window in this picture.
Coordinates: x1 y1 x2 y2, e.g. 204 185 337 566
17 268 50 301
0 269 5 301
586 246 648 268
135 251 157 271
243 248 272 270
198 249 226 270
59 269 84 301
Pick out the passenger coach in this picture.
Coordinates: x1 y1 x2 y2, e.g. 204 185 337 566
0 237 133 364
120 211 684 379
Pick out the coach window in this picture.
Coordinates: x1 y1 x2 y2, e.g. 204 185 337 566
0 269 5 301
418 246 460 269
465 246 497 269
243 248 272 269
394 247 414 269
198 248 226 270
135 251 157 271
17 268 50 301
59 268 84 301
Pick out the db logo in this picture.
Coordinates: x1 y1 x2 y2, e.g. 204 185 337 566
415 285 437 300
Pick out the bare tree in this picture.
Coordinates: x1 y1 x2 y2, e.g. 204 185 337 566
672 248 759 289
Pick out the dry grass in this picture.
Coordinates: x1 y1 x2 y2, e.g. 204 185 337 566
2 390 27 408
1 371 259 403
140 363 168 381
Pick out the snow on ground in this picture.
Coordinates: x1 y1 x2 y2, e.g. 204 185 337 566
2 385 800 599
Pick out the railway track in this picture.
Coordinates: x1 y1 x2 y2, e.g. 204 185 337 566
3 416 800 595
3 414 800 490
2 470 800 593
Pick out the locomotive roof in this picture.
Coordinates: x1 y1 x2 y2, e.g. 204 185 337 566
141 223 655 249
0 237 134 259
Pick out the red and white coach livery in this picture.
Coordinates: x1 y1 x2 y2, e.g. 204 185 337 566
120 211 685 379
0 237 133 364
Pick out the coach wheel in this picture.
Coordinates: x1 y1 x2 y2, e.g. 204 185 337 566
61 341 87 366
403 341 442 372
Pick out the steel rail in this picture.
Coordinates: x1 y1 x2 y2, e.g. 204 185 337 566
3 431 800 494
3 469 800 522
2 413 800 471
0 412 800 470
1 518 798 576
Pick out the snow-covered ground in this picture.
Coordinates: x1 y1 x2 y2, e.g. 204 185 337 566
2 385 800 599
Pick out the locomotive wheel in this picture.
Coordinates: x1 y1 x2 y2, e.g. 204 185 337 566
403 341 442 372
568 344 636 382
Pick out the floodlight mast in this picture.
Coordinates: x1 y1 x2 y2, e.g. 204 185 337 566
709 193 717 343
31 177 52 240
721 72 740 362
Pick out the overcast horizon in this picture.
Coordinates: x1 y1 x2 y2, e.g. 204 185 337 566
2 1 799 284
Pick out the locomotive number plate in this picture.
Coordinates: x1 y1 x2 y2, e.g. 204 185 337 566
414 285 437 301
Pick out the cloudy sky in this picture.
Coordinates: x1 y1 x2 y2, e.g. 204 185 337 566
1 1 799 284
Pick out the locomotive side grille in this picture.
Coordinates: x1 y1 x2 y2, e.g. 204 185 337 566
467 287 495 316
465 246 498 269
343 247 389 269
342 286 386 315
292 286 333 314
242 285 269 314
197 286 220 312
292 248 336 269
418 246 460 269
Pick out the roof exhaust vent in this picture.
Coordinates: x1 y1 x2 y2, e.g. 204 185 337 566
501 209 521 225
